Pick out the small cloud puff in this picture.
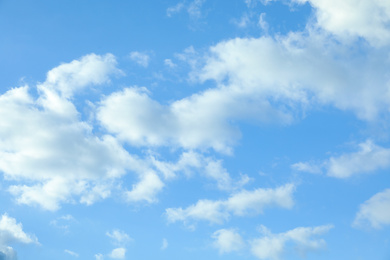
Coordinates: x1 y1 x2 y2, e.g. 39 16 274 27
108 248 126 259
129 51 150 67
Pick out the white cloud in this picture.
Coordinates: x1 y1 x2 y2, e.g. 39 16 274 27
250 225 333 260
129 51 150 67
98 29 390 155
0 54 145 211
225 184 295 216
64 249 79 257
43 53 121 98
294 140 390 178
212 229 244 254
0 214 38 260
166 199 226 224
294 0 390 46
97 85 291 153
106 230 132 246
2 59 256 212
108 248 126 259
326 140 390 178
161 238 168 250
125 171 164 203
353 189 390 229
166 184 295 225
198 32 390 121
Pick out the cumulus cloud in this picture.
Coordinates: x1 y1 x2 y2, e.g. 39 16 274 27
0 214 38 260
0 54 152 210
293 140 390 178
97 85 291 153
43 53 121 98
99 27 390 155
129 51 150 67
108 248 126 259
198 31 390 121
353 189 390 229
250 225 333 260
294 0 390 46
125 171 164 203
166 184 295 225
212 229 244 254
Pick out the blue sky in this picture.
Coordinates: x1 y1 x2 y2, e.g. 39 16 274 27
1 0 390 259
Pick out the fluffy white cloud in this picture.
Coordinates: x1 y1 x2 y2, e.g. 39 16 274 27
293 140 390 178
353 189 390 229
166 184 295 225
97 85 290 153
125 171 164 203
0 214 38 260
250 225 333 260
43 53 121 98
108 248 126 259
99 27 390 155
0 54 150 210
212 229 244 254
2 58 256 212
294 0 390 46
198 32 390 121
129 51 150 67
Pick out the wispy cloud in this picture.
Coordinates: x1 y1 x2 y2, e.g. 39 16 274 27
64 249 79 257
129 51 151 68
166 184 295 225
